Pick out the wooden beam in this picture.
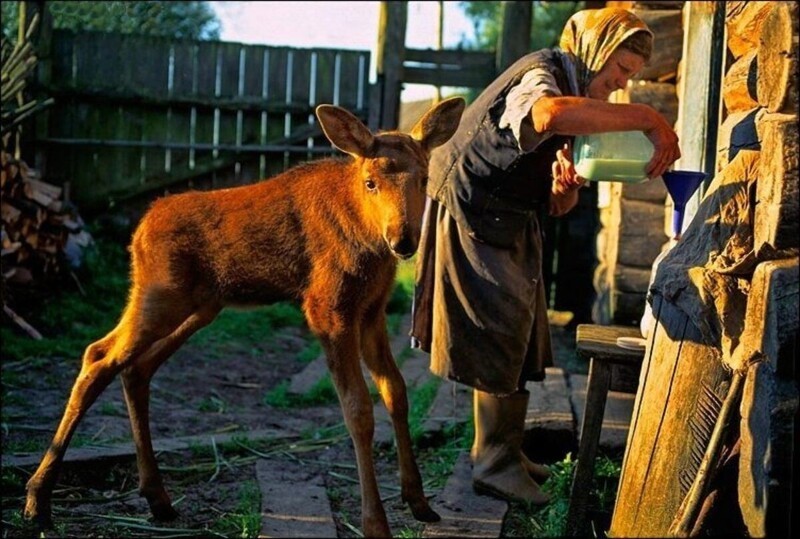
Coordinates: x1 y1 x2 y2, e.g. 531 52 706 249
673 1 724 232
21 1 52 177
496 1 531 72
375 1 408 130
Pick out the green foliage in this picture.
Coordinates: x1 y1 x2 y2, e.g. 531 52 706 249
408 377 442 444
2 1 221 43
211 480 262 539
263 377 339 409
503 452 622 537
1 238 130 363
190 302 306 349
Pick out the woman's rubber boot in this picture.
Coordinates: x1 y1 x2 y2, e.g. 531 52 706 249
470 389 550 505
521 451 552 483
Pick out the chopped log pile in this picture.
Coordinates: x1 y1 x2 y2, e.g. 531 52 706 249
1 143 93 338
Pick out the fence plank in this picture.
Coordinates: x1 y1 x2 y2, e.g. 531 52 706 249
39 31 363 211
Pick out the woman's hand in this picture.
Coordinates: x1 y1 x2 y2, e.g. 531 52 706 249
551 142 585 196
643 108 681 178
549 142 584 216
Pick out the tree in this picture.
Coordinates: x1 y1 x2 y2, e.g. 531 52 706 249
460 1 584 52
1 1 221 43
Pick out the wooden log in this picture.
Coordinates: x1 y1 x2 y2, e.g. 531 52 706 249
739 361 797 538
618 197 665 233
375 1 407 130
755 113 799 253
592 264 613 325
616 80 679 127
757 1 799 113
722 48 758 114
621 175 668 203
633 10 683 81
715 107 761 173
496 1 532 71
616 230 662 267
726 1 773 58
614 263 653 293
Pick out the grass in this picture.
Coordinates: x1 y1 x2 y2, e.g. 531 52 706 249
211 480 261 538
1 239 130 363
502 453 622 537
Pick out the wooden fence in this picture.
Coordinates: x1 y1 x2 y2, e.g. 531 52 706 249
36 29 371 212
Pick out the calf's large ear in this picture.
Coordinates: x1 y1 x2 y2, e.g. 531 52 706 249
409 97 465 154
316 105 375 158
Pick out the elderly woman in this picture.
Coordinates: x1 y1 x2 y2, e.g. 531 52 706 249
411 7 681 504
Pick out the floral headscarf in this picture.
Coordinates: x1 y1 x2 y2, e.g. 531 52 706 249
559 8 653 95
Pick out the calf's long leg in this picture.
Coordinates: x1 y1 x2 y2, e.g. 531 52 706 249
305 294 391 537
120 304 221 520
24 293 186 527
360 311 440 523
24 290 198 528
322 331 391 538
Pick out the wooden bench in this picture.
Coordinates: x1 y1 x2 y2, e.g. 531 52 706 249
565 324 646 537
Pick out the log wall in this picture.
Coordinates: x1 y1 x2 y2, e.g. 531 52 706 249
611 2 799 536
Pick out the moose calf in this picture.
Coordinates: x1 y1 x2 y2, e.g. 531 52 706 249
24 97 465 537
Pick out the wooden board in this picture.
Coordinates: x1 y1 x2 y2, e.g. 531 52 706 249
610 295 733 536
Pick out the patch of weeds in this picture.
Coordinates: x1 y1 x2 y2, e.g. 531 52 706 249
188 440 215 459
211 479 261 538
190 303 305 349
396 527 420 538
98 402 124 416
2 238 130 363
2 468 26 492
418 420 473 490
4 437 46 454
407 377 441 444
301 421 348 442
295 338 322 364
263 376 340 409
503 452 621 537
198 392 227 414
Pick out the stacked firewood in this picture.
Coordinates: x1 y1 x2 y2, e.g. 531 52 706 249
1 143 93 338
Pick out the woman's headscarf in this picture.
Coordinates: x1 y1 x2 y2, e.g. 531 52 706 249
559 7 653 95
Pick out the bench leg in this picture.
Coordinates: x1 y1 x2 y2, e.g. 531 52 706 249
566 358 612 536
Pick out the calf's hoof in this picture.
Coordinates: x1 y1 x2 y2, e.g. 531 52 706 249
149 500 179 521
405 494 441 522
410 501 440 523
23 498 53 530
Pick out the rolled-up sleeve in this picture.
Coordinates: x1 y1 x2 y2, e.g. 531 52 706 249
499 67 562 153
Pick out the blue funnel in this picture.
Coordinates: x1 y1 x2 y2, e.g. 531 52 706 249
663 170 706 237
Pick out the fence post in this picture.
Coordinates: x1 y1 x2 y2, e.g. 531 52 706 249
374 1 407 130
22 1 53 180
496 1 531 72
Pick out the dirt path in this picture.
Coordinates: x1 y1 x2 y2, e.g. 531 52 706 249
2 314 582 538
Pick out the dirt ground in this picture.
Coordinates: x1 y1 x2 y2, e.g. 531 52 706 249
2 318 580 538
